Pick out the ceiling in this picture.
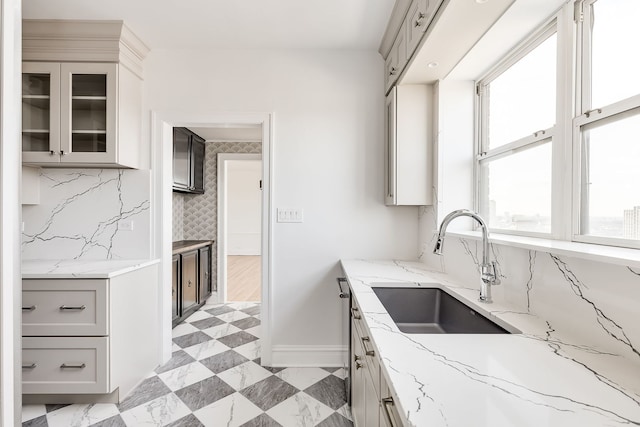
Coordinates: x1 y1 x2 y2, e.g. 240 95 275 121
22 0 396 50
188 126 262 143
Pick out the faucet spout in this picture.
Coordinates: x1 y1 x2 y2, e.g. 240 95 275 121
432 209 500 303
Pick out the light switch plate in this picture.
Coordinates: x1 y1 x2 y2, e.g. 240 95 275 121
277 208 304 223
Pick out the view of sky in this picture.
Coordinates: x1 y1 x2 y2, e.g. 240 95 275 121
483 0 640 237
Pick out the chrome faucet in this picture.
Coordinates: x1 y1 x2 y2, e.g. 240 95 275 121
433 209 500 303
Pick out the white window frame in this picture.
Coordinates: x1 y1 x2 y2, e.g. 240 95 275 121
475 22 558 239
572 0 640 249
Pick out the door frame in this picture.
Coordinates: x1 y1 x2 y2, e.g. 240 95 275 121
151 111 274 366
217 153 262 304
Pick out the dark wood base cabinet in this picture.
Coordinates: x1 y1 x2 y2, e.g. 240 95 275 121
172 241 213 327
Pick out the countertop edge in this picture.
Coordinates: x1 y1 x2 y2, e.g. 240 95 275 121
22 259 161 279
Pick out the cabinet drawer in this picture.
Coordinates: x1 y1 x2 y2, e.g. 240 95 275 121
22 336 109 394
351 302 380 396
22 280 108 336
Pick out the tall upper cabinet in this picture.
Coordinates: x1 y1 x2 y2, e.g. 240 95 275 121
379 0 441 206
22 20 149 168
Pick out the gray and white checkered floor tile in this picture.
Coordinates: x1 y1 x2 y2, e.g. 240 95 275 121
22 302 353 427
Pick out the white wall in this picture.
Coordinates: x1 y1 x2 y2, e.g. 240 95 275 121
227 160 261 256
0 0 22 423
144 49 419 364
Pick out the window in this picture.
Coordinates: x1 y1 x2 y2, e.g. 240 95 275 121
477 28 557 235
575 0 640 247
475 0 640 249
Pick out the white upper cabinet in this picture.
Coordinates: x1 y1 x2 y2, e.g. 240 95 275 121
380 0 443 91
385 85 432 206
22 20 149 169
384 21 407 94
405 0 437 57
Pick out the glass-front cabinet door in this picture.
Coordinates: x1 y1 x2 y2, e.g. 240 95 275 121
22 62 117 165
22 62 61 163
60 63 117 163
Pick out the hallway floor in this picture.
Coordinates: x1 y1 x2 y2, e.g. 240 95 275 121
227 256 261 302
22 302 352 427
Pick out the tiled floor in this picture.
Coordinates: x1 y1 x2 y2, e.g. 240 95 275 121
22 301 353 427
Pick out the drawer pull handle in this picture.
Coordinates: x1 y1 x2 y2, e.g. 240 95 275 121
59 305 86 311
22 363 37 369
336 277 349 298
382 397 398 427
350 307 361 320
362 336 375 357
60 363 86 369
22 305 36 311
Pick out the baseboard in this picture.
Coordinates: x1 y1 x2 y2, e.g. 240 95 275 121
270 345 347 367
23 389 119 404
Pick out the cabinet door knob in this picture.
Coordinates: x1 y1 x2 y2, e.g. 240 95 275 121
415 12 426 27
50 150 56 155
389 67 397 76
60 150 65 156
22 363 37 369
22 305 36 311
188 280 192 286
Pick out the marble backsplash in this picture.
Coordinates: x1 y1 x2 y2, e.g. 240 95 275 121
22 168 151 260
418 205 640 367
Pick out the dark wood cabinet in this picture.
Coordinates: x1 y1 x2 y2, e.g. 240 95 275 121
191 135 205 194
181 250 199 316
199 245 211 303
172 241 214 327
172 254 180 324
172 127 205 194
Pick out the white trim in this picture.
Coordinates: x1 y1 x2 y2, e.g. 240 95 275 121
1 0 23 424
151 111 274 366
217 153 262 304
446 230 640 268
270 345 347 368
554 2 576 242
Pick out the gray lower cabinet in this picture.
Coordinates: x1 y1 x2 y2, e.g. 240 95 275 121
351 296 402 426
21 264 160 402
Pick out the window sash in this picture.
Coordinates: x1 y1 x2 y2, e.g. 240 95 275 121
573 0 640 248
476 22 558 236
572 100 640 249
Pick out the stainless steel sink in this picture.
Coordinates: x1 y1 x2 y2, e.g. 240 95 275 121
372 287 516 334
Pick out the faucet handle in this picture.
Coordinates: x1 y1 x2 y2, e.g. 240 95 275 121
490 261 501 286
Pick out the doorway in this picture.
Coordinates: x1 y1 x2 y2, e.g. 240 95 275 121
152 112 273 366
218 155 262 302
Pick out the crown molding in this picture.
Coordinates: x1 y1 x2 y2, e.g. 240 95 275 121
22 20 150 79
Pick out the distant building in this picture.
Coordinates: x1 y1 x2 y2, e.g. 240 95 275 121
623 206 640 239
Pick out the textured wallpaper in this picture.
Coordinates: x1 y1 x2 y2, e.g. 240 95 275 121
173 141 262 289
173 192 184 241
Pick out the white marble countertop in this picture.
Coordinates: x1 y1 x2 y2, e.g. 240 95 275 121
22 259 160 279
341 259 640 427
